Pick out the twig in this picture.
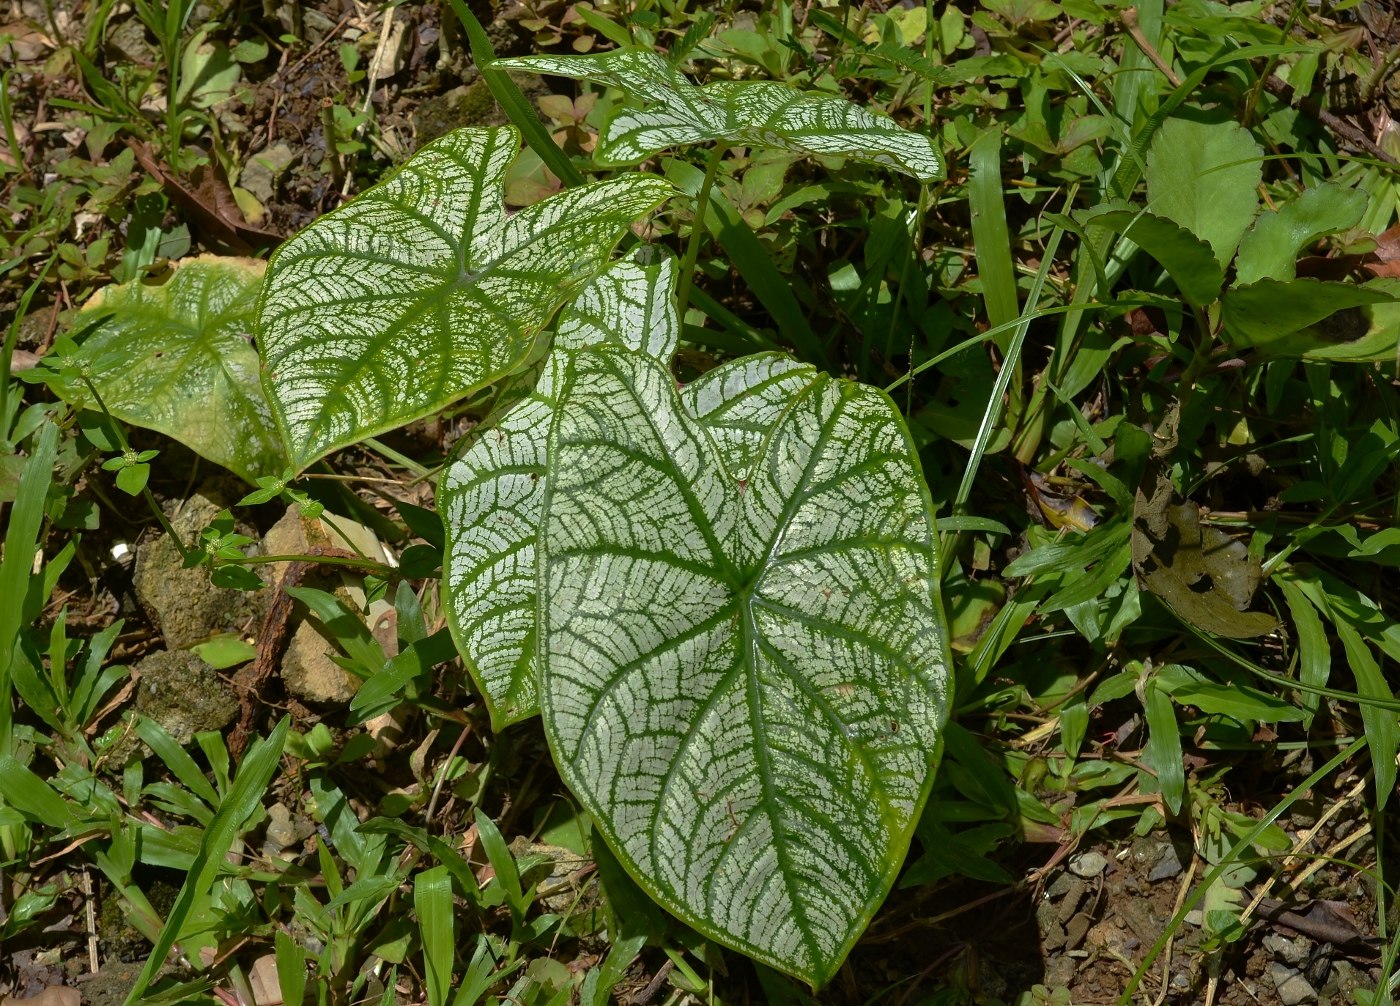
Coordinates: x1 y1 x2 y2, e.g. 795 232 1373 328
1261 75 1398 165
1122 8 1181 87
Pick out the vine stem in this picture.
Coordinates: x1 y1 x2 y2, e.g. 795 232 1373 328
675 140 729 325
235 552 397 576
77 373 195 563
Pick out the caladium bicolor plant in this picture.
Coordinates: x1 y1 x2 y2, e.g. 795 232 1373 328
53 51 951 988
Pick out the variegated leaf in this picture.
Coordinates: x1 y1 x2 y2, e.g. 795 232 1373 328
680 352 819 478
497 49 944 182
44 256 283 483
539 344 949 986
439 250 680 728
257 126 672 471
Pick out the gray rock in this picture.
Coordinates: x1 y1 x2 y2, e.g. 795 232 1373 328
1148 842 1184 882
1263 933 1311 966
133 649 238 744
132 492 266 649
282 618 362 704
1069 851 1108 878
1270 963 1318 1006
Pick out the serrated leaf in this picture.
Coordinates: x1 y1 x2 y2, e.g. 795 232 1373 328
1079 206 1225 307
44 256 282 483
538 345 949 986
1146 118 1262 266
1235 182 1367 285
258 126 672 471
496 49 945 182
439 250 681 728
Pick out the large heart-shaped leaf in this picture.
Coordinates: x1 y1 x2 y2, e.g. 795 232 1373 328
257 126 672 471
439 250 681 728
43 256 283 483
539 345 949 986
496 49 945 182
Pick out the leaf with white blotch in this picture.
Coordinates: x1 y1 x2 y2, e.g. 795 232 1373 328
257 126 672 471
439 249 681 728
679 352 819 478
496 49 944 182
43 256 283 483
539 345 949 986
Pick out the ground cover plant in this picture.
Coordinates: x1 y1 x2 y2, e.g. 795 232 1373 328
1 1 1399 1004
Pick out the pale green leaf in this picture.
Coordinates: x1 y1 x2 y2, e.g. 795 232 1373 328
1221 277 1399 360
496 49 945 182
538 345 949 986
1145 118 1262 266
439 250 680 728
1234 182 1366 285
258 126 672 471
47 257 283 483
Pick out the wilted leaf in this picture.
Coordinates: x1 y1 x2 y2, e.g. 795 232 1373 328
1131 473 1278 638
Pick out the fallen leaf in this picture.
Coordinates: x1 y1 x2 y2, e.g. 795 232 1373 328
127 139 281 252
1131 471 1278 638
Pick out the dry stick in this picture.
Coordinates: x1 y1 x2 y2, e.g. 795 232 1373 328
1151 856 1198 1006
1261 75 1398 166
1238 774 1368 927
1122 8 1181 88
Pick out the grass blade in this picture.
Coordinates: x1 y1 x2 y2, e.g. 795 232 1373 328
415 865 454 1006
443 0 583 188
122 716 290 1006
967 128 1019 344
0 419 58 754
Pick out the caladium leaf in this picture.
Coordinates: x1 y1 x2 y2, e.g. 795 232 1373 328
439 250 681 728
679 352 819 477
496 49 945 182
539 345 949 986
257 126 672 471
41 256 283 483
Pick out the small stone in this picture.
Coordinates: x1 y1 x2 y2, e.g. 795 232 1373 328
1069 851 1108 878
1148 842 1184 882
1263 933 1311 966
1270 963 1318 1006
263 802 313 853
1170 972 1190 990
133 649 238 745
